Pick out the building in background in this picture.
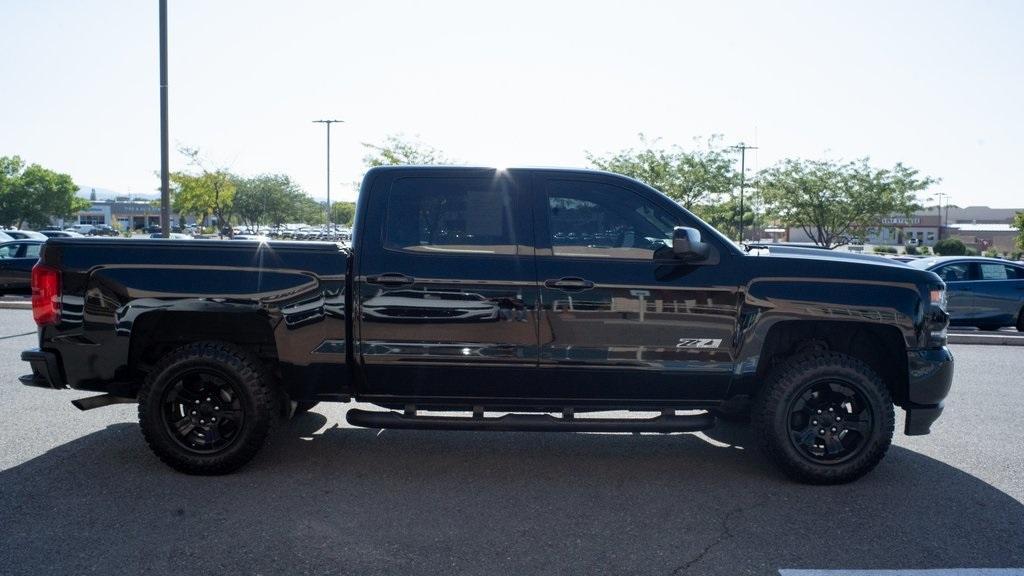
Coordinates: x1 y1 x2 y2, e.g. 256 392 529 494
786 205 1021 250
73 197 194 231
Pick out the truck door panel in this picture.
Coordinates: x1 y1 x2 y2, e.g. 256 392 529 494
534 176 740 402
354 170 540 400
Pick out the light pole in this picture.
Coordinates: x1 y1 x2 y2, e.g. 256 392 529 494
312 119 343 228
732 142 758 243
159 0 169 237
934 191 950 240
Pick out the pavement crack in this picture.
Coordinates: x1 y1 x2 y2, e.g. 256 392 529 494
670 500 765 575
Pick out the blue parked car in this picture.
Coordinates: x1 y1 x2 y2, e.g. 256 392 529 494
909 256 1024 331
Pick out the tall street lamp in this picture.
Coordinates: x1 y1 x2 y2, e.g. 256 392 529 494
312 119 344 227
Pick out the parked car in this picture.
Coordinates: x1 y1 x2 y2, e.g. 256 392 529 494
147 233 193 240
0 240 44 294
3 229 47 241
231 234 270 242
908 256 1024 331
39 230 84 238
20 166 953 484
88 225 120 237
67 224 97 235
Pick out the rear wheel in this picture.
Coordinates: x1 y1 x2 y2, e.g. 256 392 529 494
138 341 280 475
753 352 894 484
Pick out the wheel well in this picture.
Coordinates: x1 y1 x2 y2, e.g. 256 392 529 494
757 321 909 405
127 311 278 386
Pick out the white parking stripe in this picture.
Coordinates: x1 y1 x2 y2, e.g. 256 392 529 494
774 565 1024 569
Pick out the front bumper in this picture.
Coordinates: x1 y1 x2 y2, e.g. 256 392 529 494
20 348 65 390
903 346 954 435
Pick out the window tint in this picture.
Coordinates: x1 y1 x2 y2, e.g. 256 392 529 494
1006 266 1024 280
385 177 518 255
934 263 969 282
979 263 1009 280
23 243 41 258
545 180 679 259
0 245 12 259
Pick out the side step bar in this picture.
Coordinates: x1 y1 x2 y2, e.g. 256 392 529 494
346 408 715 433
71 394 137 411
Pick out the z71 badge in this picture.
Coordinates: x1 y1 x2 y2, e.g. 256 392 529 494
676 338 722 349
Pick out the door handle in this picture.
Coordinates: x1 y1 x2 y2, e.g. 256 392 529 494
544 277 594 291
366 273 415 287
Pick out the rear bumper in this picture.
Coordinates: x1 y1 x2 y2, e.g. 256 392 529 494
903 346 954 435
20 348 65 390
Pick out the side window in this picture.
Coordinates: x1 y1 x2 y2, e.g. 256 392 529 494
545 180 679 259
1007 266 1024 280
23 243 41 259
385 177 519 255
935 263 969 282
979 263 1009 280
0 245 12 259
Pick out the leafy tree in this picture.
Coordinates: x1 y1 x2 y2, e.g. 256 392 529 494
696 194 754 240
330 201 356 226
233 174 302 228
170 148 236 234
362 134 453 167
1014 212 1024 252
933 237 967 256
294 195 326 226
0 155 86 228
586 135 737 209
756 158 935 249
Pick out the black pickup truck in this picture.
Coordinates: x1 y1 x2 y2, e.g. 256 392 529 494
20 166 953 484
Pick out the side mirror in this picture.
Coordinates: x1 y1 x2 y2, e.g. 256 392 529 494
672 226 710 261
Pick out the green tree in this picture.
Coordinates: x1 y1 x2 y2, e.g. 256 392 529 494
756 158 935 249
233 174 302 228
171 148 236 234
362 134 453 167
586 135 737 209
0 155 86 228
330 201 356 226
1014 212 1024 252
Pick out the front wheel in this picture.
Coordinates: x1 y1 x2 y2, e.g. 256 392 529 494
1016 308 1024 332
752 352 894 484
138 341 280 475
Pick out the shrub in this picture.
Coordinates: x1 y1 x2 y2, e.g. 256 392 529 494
905 245 919 255
872 245 898 254
983 249 1001 258
933 238 967 256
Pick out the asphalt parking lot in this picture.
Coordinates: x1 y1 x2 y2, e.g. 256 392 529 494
0 309 1021 576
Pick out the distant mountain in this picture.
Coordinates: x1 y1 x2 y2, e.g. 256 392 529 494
76 186 157 201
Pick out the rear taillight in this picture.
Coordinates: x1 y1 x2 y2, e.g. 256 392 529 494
31 264 60 326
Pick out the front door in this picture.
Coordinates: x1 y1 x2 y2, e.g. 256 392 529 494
354 169 541 403
533 175 741 404
932 261 975 324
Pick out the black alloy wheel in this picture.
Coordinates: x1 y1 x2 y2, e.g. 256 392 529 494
786 380 874 464
161 369 245 453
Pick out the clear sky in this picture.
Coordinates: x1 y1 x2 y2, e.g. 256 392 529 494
2 0 1022 206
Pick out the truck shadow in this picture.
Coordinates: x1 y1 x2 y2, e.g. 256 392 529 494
1 411 1021 576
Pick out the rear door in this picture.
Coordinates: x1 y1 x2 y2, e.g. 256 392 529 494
974 262 1024 325
532 173 742 403
353 169 541 402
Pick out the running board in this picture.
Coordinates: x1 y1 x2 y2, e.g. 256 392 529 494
71 394 137 411
346 408 716 433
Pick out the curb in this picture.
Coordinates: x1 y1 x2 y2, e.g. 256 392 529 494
948 333 1024 346
0 301 31 310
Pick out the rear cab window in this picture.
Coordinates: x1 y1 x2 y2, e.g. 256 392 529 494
385 177 523 255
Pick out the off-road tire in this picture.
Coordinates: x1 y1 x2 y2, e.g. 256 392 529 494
752 352 895 484
138 341 279 475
